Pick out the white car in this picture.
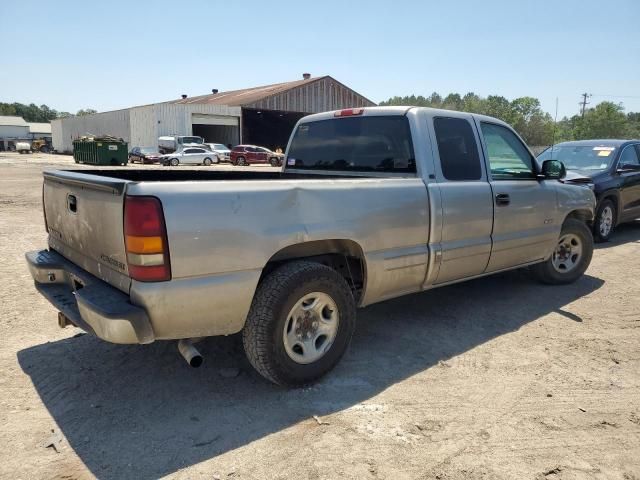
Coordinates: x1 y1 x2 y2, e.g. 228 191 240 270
162 147 219 166
204 143 231 162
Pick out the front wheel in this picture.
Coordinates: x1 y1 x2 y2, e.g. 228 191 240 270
243 261 356 386
170 158 179 166
593 199 616 242
269 157 280 167
236 156 247 166
203 157 213 166
531 218 593 285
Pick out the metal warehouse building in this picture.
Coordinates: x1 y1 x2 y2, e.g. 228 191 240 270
52 74 375 153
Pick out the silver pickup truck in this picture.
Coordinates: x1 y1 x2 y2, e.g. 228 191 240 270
26 106 596 385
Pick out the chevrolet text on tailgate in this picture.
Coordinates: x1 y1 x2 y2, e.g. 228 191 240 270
26 106 596 386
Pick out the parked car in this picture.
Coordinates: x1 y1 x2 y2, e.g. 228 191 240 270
538 139 640 242
204 143 231 162
230 145 284 166
158 135 204 154
129 147 162 164
161 147 219 166
26 106 595 386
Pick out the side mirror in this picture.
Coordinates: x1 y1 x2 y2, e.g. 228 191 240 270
540 159 566 180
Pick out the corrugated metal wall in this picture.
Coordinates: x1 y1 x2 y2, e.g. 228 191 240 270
55 104 241 152
50 120 63 151
130 104 241 149
52 110 130 153
248 77 375 113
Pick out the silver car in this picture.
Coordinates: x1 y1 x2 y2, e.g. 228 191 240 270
204 143 231 162
162 147 219 166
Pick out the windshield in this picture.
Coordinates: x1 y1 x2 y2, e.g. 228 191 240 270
213 144 228 150
178 136 204 144
139 147 156 154
538 145 617 171
286 115 416 173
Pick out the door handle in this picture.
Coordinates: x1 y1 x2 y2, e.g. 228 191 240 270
495 193 510 206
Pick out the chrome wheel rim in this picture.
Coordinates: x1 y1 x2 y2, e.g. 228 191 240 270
599 206 613 237
552 233 583 273
283 292 339 364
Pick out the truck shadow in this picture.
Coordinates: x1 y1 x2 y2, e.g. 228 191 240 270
595 220 640 249
18 270 603 480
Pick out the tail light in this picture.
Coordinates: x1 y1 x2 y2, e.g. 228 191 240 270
42 183 48 232
334 108 364 117
124 196 171 282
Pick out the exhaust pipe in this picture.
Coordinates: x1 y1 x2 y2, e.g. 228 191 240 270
58 312 72 329
178 339 203 368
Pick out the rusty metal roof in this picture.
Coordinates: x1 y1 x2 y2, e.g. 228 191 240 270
167 75 369 107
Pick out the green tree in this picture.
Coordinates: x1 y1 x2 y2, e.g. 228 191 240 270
575 102 628 139
76 108 97 116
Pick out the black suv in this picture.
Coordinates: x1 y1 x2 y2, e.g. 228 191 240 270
538 139 640 241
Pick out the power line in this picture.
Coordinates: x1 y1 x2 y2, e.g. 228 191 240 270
590 94 640 99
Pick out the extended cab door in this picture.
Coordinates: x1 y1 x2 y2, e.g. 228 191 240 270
475 120 558 272
429 115 494 284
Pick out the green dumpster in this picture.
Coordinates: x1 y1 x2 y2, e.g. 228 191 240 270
73 137 128 166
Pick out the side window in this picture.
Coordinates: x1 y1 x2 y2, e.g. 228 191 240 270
480 123 535 180
184 148 197 154
433 117 482 181
619 145 640 166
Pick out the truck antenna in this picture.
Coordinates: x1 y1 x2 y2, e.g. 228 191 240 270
550 97 559 158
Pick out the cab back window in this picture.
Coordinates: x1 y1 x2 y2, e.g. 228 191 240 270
286 116 416 173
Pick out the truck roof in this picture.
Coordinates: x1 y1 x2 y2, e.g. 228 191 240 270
299 106 509 128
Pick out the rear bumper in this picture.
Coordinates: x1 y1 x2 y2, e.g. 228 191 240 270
25 249 154 344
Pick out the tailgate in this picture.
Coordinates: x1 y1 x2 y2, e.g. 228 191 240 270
43 170 131 293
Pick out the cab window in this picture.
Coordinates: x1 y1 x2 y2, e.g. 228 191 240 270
433 117 482 181
480 123 536 180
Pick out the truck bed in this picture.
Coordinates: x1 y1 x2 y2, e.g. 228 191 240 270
59 169 355 182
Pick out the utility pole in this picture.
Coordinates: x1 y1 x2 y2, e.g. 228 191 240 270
580 93 591 117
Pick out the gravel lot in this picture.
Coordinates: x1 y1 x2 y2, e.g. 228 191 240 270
1 152 639 480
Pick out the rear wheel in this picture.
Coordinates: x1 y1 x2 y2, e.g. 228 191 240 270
593 199 616 242
170 158 179 166
243 261 356 386
203 157 213 166
531 218 593 285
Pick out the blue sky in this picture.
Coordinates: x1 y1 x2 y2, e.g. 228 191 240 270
1 0 638 118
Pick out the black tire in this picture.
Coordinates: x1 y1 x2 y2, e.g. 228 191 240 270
269 157 279 167
593 199 616 243
170 158 179 166
531 218 593 285
203 157 213 166
236 156 246 166
243 261 356 386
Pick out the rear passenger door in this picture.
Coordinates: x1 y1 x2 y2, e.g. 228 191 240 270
476 121 559 272
254 147 269 163
182 148 200 164
430 116 494 284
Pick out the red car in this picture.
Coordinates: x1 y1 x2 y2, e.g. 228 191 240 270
230 145 284 166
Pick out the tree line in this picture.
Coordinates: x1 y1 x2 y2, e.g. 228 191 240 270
0 102 97 122
380 93 640 146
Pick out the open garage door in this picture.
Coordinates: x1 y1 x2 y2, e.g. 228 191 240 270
191 114 240 146
242 108 306 151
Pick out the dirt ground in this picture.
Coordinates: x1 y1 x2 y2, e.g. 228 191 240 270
1 151 639 480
